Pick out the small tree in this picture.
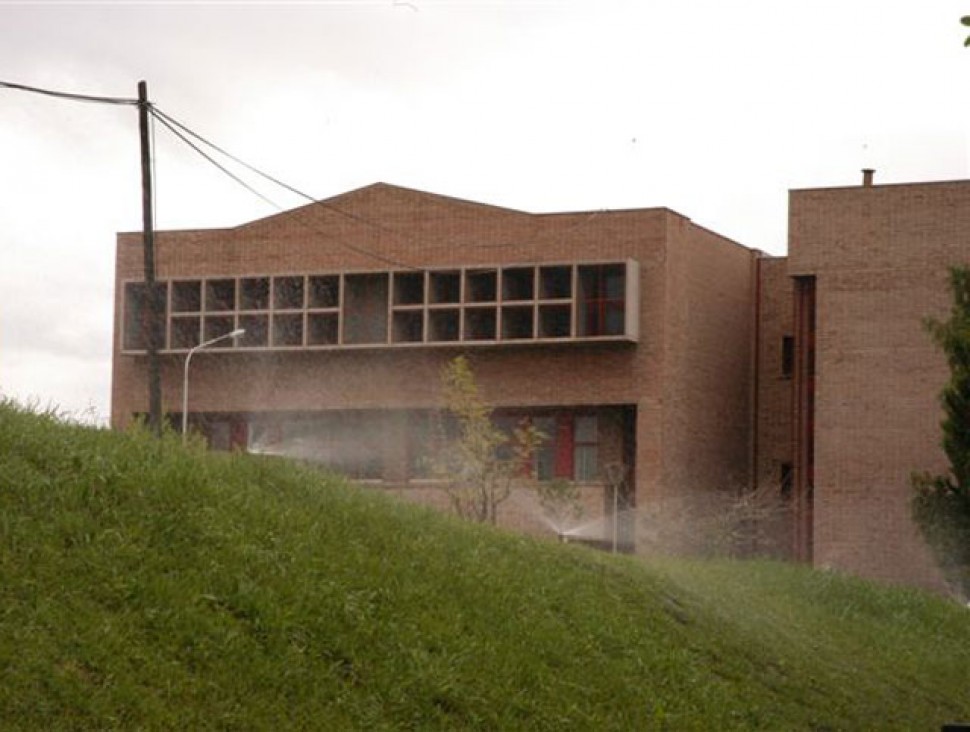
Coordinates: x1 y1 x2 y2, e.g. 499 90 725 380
912 266 970 598
433 355 543 524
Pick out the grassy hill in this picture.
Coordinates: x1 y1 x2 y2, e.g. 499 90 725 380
0 399 968 730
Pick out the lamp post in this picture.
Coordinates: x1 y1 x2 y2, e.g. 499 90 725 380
182 328 244 444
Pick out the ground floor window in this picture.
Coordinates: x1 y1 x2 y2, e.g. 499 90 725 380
495 410 599 482
246 412 383 480
192 407 608 485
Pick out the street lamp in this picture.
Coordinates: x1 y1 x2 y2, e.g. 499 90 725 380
182 328 245 444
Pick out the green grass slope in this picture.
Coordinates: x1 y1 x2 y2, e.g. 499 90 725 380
0 400 968 731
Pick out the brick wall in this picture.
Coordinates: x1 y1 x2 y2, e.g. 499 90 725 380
754 256 795 556
112 183 759 559
788 179 970 589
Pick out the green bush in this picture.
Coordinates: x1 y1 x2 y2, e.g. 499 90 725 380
913 266 970 598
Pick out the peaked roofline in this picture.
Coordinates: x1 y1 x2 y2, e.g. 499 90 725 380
117 181 702 237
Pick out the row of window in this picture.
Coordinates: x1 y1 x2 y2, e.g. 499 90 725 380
198 410 601 483
121 261 638 352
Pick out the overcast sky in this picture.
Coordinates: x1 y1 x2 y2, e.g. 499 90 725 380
2 0 968 424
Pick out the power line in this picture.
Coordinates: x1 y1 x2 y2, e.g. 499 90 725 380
150 105 426 270
1 79 604 273
0 79 137 106
151 110 286 213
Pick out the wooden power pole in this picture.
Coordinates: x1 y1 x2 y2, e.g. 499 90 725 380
138 80 163 436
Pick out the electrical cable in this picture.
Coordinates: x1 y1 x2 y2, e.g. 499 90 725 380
0 78 608 274
150 106 425 270
151 111 287 213
151 107 429 256
0 80 137 106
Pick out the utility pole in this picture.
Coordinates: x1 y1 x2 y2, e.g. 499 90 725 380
138 80 163 437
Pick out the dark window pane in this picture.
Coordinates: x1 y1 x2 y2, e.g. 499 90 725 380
394 272 425 305
308 313 338 345
205 279 235 312
308 276 340 308
204 316 235 347
171 316 201 350
430 271 460 304
274 276 305 310
502 267 534 301
240 278 269 311
465 308 497 340
172 280 202 312
272 313 304 346
239 314 269 347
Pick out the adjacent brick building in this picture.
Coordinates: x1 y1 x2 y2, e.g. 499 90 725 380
112 176 966 590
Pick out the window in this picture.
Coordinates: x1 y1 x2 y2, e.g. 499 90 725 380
466 269 497 302
430 271 460 304
577 264 625 336
308 275 339 308
205 279 235 312
172 280 202 313
121 261 636 353
493 411 599 482
123 282 148 350
502 267 534 301
539 265 571 300
573 415 599 482
240 278 269 311
406 411 457 479
248 413 383 480
393 272 424 305
274 276 305 310
532 416 557 480
344 273 388 344
780 462 793 500
781 335 794 378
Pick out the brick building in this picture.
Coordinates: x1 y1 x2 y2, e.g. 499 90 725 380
112 176 965 590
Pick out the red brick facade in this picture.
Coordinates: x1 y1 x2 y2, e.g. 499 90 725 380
111 179 966 590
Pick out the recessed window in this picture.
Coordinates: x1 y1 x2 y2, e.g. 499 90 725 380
540 266 571 300
238 314 269 347
466 269 497 303
143 261 635 354
501 305 534 340
204 316 235 346
205 280 235 312
502 267 534 301
782 335 794 378
539 304 571 338
430 271 461 304
392 311 424 343
393 272 425 305
172 280 202 313
574 414 598 482
344 273 388 345
429 309 460 341
307 313 338 345
171 316 201 350
272 313 304 347
123 282 148 351
465 307 497 340
274 276 305 310
780 462 793 500
308 275 339 309
577 264 625 337
240 278 269 311
306 313 338 346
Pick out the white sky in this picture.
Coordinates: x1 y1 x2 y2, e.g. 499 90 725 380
2 0 969 423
